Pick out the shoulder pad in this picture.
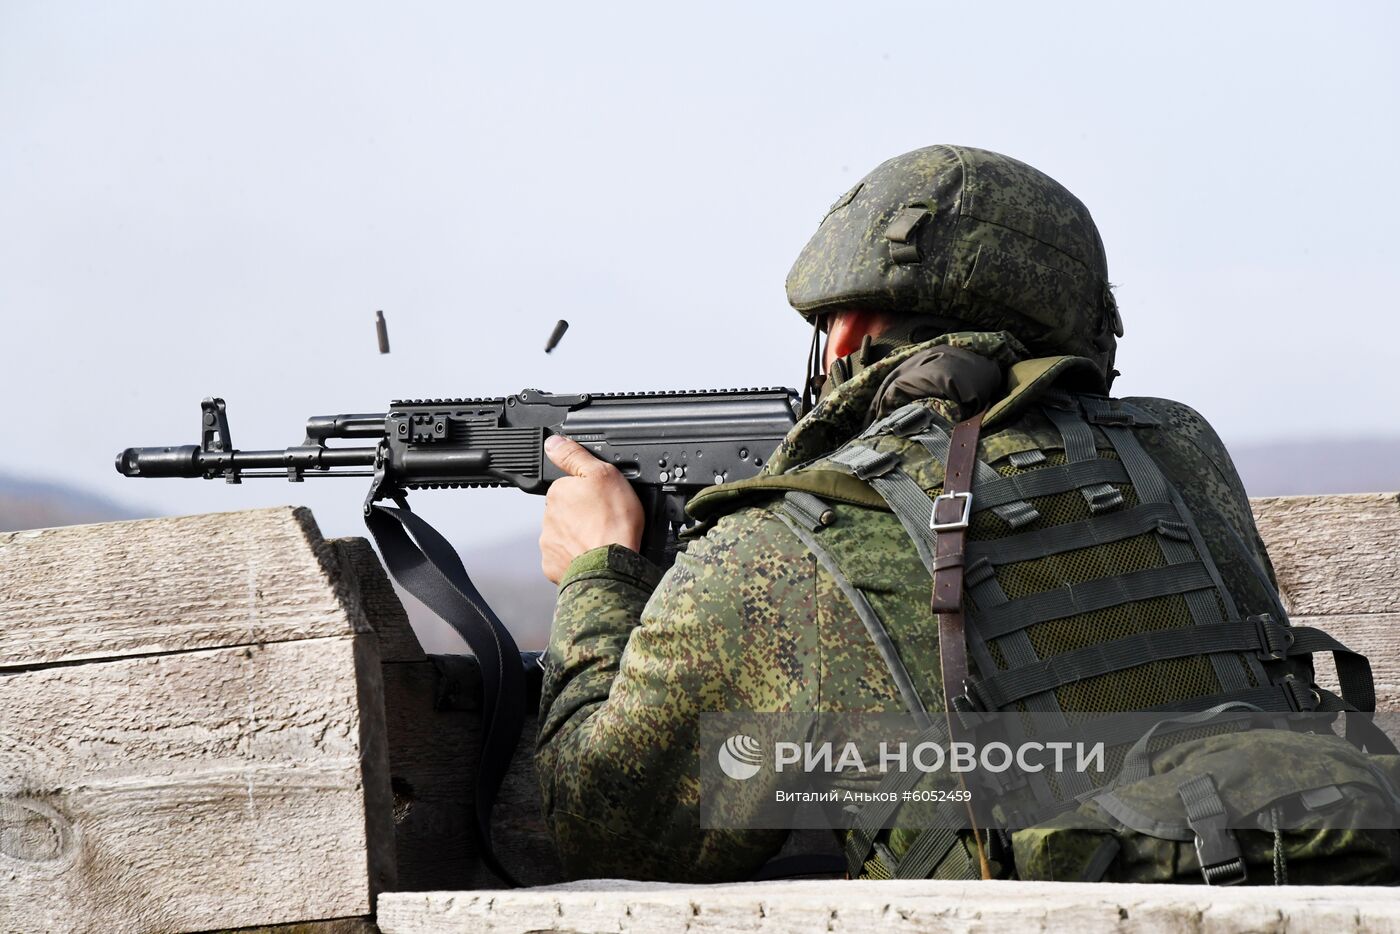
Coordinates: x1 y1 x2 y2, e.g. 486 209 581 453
985 355 1106 428
685 468 886 523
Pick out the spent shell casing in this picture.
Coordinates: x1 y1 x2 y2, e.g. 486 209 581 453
544 319 569 353
375 310 390 354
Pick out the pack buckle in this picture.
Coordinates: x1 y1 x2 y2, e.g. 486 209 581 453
930 490 973 532
1193 813 1248 886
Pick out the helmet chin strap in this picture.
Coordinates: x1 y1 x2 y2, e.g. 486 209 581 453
801 314 826 415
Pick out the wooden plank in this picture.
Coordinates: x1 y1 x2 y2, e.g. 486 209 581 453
381 657 560 890
377 879 1400 934
0 636 393 934
351 627 400 907
0 508 369 670
331 537 426 665
1252 492 1400 616
204 921 379 934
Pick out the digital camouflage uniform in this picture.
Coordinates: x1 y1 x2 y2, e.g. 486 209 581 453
535 329 1282 881
534 146 1358 883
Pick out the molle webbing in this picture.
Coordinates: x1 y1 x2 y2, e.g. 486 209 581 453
860 405 1070 748
972 459 1130 511
969 620 1293 710
840 722 979 881
975 563 1218 641
965 502 1182 566
828 426 1045 720
826 394 1284 736
912 425 1039 529
1085 401 1257 692
799 390 1385 875
1042 403 1123 514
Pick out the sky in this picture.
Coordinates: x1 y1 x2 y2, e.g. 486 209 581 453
1 0 1397 556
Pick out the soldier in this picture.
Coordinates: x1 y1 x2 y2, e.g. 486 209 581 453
534 145 1374 883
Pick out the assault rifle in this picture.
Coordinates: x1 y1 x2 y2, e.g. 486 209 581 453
116 386 799 884
116 388 798 567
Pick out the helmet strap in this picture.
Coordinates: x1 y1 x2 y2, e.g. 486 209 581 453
801 315 826 415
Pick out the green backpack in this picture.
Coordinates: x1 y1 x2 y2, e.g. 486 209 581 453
730 385 1394 883
1014 721 1400 885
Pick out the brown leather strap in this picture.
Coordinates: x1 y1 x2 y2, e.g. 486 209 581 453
934 411 983 713
933 411 993 880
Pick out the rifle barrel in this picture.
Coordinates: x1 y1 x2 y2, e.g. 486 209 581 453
116 444 379 478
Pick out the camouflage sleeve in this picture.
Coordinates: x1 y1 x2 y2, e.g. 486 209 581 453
535 506 815 882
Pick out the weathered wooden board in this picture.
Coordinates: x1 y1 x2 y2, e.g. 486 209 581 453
322 535 558 888
380 656 560 891
325 529 562 888
1252 492 1400 617
0 636 394 934
0 508 397 933
1252 494 1399 713
206 921 380 934
377 878 1400 934
0 507 367 670
330 536 426 666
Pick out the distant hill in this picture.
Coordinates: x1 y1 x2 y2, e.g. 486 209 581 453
1228 439 1400 497
0 473 152 532
4 437 1395 652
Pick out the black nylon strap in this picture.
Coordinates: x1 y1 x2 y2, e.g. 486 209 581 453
965 503 1180 567
843 722 948 875
1042 404 1124 514
1018 688 1295 761
976 562 1217 640
972 459 1130 511
970 621 1285 710
1288 626 1377 713
365 503 526 886
1178 773 1246 885
1091 412 1252 692
1114 704 1264 787
1313 689 1400 754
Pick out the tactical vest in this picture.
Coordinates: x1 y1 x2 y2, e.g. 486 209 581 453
691 374 1382 882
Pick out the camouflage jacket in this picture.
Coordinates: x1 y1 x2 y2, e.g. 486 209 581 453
535 331 1279 882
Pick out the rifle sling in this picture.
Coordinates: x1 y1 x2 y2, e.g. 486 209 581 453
365 502 525 887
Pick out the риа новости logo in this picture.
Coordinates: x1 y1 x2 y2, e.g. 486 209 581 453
718 734 764 780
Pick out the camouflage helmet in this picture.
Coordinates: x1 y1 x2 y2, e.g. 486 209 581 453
786 145 1122 377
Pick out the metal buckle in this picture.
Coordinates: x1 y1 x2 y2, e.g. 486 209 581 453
930 491 973 532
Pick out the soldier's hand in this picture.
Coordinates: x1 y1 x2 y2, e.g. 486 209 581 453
539 434 645 584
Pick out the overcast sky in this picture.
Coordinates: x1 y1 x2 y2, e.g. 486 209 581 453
2 1 1397 553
